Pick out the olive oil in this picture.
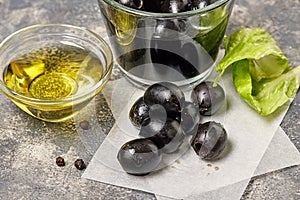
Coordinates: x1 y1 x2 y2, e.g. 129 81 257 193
3 43 105 121
4 43 103 99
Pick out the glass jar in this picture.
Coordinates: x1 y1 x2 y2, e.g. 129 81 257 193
98 0 235 87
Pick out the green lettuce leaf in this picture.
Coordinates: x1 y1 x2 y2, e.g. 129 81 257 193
215 28 300 116
215 28 289 84
232 59 300 115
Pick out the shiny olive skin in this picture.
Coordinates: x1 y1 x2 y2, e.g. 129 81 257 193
117 138 162 175
161 0 190 13
139 118 184 153
150 38 200 79
142 0 162 12
150 32 182 74
129 98 180 129
186 0 218 10
153 20 183 37
129 97 150 129
115 0 219 13
118 0 161 12
179 42 201 78
181 101 200 135
139 118 166 138
117 0 142 9
144 82 185 114
191 121 227 160
150 20 200 79
191 81 225 116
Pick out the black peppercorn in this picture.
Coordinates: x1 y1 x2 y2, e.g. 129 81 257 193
74 159 86 170
79 120 90 130
56 156 65 167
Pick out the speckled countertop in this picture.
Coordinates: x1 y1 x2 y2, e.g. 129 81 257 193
0 0 299 199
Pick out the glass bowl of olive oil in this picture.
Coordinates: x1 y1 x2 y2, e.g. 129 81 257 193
0 24 113 122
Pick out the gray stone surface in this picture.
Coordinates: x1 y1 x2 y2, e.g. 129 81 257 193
0 0 299 199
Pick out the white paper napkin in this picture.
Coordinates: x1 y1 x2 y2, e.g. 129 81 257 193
155 126 300 200
81 66 299 199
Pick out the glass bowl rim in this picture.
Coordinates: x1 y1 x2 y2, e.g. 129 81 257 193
100 0 232 18
0 23 113 105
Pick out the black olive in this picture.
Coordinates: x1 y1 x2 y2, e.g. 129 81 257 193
191 121 227 160
150 40 201 79
115 0 218 12
142 0 162 12
129 97 150 129
153 20 182 37
117 0 143 9
148 103 181 123
186 0 219 10
191 81 225 116
150 42 183 76
181 101 200 135
150 20 200 79
150 22 183 75
117 138 162 175
140 118 184 153
150 20 182 54
187 0 208 10
129 98 180 129
144 82 185 114
161 0 190 13
139 118 166 138
178 42 201 78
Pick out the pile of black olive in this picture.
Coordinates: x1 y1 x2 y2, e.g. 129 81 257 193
117 81 227 175
115 0 219 13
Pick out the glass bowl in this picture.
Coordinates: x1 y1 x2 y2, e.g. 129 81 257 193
98 0 235 88
0 24 113 122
